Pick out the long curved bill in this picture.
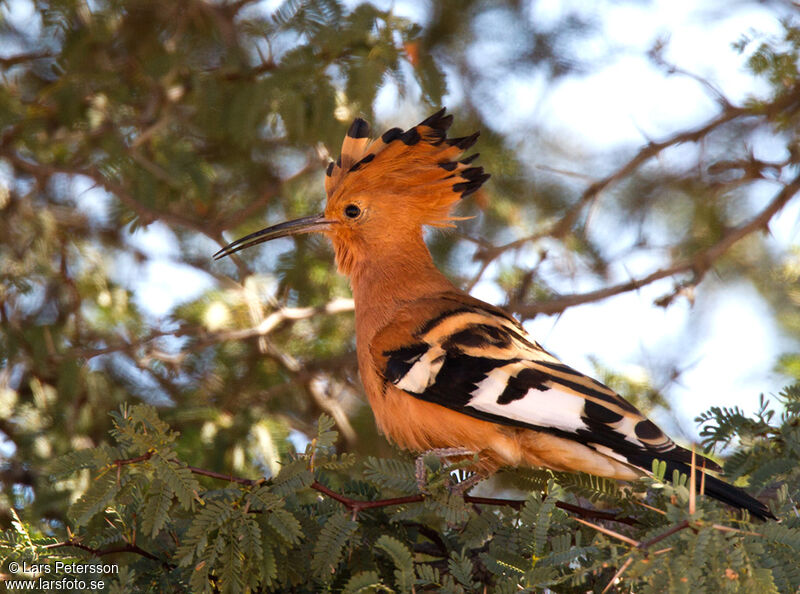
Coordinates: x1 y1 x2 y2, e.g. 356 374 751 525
213 213 333 260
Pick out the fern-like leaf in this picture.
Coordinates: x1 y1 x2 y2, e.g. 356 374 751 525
375 534 415 593
313 412 339 450
141 479 173 538
150 454 200 510
47 446 112 480
448 549 477 590
311 512 359 581
363 456 417 493
69 472 120 527
271 458 314 496
266 507 302 546
343 570 389 593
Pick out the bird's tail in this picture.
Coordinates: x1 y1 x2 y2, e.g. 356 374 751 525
662 459 774 520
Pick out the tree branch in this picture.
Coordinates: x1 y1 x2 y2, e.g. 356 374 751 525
470 83 800 318
309 481 635 525
62 298 354 362
106 452 635 524
218 159 321 231
113 451 154 466
0 52 52 68
510 171 800 317
43 540 171 568
185 464 260 486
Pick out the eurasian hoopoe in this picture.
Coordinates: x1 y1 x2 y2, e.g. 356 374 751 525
215 108 774 520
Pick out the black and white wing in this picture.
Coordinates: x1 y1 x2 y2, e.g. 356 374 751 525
370 293 773 519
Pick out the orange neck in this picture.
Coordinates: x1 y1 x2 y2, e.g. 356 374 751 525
348 234 455 345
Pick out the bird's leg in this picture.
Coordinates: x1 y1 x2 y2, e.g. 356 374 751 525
414 447 476 493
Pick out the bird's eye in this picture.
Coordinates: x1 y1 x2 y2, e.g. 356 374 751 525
344 204 361 219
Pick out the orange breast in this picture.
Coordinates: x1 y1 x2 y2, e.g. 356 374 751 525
368 382 523 474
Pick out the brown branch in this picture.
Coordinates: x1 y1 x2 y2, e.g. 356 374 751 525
510 171 800 317
218 159 322 231
112 451 153 466
0 149 215 239
636 519 691 551
0 52 52 68
556 500 636 525
310 480 635 525
185 465 259 486
104 451 638 526
111 452 261 487
44 540 171 568
311 480 425 512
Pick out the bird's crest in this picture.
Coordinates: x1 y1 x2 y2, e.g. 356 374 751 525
324 108 490 227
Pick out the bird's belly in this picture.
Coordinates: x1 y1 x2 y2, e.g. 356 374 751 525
369 384 526 472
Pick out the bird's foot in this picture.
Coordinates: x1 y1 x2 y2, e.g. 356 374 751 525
414 447 476 494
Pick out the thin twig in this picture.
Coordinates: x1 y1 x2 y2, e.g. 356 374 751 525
63 298 354 361
185 465 260 486
0 52 52 68
689 447 697 516
601 556 634 594
637 519 691 550
555 501 636 525
43 540 171 568
113 452 154 466
311 480 424 511
709 524 761 537
572 517 640 547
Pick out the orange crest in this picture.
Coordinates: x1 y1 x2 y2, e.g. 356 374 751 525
324 108 490 229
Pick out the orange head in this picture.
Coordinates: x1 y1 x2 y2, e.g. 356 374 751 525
213 108 490 276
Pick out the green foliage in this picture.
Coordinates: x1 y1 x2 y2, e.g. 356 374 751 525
375 535 415 592
696 386 800 491
3 396 799 592
312 512 359 581
736 18 800 97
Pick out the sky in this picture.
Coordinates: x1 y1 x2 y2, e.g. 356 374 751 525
3 0 798 449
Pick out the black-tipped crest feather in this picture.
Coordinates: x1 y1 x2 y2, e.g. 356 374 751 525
324 108 490 208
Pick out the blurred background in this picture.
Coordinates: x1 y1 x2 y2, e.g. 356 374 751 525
1 0 799 527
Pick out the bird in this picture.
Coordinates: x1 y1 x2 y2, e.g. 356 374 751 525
214 108 774 520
